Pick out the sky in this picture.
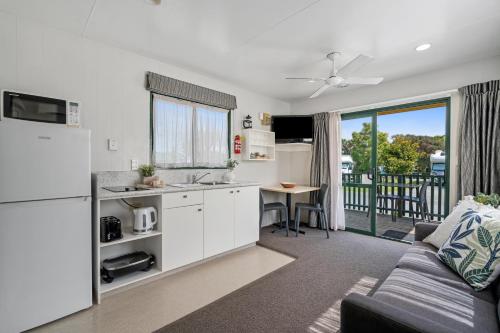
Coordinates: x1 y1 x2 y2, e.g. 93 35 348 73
341 106 446 140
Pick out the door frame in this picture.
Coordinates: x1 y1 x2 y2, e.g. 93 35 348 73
341 97 451 240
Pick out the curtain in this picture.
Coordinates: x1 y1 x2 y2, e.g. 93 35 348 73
459 80 500 196
194 105 229 168
329 112 346 230
309 112 331 227
153 94 193 168
146 72 237 110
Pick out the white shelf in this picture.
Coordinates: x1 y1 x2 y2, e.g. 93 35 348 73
100 267 162 293
100 229 162 248
242 129 275 161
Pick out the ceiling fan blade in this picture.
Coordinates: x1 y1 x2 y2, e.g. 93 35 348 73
337 54 373 76
309 84 331 98
286 77 326 82
343 77 384 85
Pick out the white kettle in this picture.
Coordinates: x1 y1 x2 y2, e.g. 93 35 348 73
132 207 157 234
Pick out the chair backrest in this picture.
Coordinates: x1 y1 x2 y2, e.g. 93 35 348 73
419 181 430 203
318 183 330 209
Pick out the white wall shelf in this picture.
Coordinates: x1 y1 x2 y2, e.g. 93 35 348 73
242 129 275 161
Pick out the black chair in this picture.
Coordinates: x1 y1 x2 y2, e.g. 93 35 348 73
367 186 400 221
260 190 289 236
401 181 430 225
293 184 330 238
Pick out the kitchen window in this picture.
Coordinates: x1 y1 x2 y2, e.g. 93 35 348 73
152 94 230 168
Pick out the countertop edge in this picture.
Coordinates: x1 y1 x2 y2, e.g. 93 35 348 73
95 182 261 200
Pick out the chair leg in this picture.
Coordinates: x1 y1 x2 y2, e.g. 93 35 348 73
409 201 415 225
295 208 300 237
284 208 289 237
321 210 330 239
418 203 425 222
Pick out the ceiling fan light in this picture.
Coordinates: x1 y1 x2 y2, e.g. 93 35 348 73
415 43 431 52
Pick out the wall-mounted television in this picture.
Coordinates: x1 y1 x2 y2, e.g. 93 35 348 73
271 115 313 143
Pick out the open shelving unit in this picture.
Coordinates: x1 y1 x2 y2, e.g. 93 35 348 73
93 194 163 303
242 129 275 161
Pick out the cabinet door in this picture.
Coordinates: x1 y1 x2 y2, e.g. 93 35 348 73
204 188 235 258
162 204 204 271
234 186 260 247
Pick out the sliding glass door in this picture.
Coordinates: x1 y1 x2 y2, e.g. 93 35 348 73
341 98 450 242
341 112 377 235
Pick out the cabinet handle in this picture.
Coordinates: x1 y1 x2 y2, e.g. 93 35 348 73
230 190 234 194
236 190 240 193
198 208 202 212
182 195 188 198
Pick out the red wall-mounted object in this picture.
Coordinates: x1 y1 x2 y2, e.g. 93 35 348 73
234 135 241 154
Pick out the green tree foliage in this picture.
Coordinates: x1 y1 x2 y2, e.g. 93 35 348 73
348 123 389 173
378 137 422 174
392 134 445 173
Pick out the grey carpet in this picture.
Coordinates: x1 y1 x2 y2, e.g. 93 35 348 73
156 228 409 333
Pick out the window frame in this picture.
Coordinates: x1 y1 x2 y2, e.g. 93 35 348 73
150 93 232 170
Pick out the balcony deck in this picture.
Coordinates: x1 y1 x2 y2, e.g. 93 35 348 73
345 210 417 242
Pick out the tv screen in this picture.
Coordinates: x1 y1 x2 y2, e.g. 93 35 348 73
271 115 313 143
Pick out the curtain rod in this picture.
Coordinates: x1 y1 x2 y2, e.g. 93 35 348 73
330 89 458 114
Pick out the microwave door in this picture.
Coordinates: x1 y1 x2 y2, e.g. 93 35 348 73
2 91 67 124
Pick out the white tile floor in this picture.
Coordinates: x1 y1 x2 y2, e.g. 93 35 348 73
29 246 294 333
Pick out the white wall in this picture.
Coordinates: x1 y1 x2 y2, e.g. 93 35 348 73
290 55 500 208
0 11 291 189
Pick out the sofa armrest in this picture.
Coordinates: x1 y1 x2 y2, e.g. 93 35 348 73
341 293 455 333
414 222 439 241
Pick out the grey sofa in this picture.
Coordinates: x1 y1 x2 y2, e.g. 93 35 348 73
341 222 500 333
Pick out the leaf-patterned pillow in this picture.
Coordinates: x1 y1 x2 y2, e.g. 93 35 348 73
437 208 500 291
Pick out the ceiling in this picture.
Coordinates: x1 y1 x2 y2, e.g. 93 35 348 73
1 0 500 101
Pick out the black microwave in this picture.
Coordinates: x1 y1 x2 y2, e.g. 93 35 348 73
1 90 81 126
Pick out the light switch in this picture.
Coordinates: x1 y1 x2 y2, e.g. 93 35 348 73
108 138 118 151
131 159 139 170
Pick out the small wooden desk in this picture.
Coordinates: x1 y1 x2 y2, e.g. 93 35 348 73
260 185 320 234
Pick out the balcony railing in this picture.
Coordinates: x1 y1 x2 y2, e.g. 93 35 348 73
342 173 446 221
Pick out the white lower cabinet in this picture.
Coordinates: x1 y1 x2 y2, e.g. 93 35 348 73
162 204 204 271
203 188 235 258
234 186 260 247
161 186 260 270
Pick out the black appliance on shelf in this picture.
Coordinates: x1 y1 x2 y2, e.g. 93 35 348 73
271 115 314 143
101 251 155 283
100 216 123 243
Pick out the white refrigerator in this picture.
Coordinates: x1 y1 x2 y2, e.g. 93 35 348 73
0 119 92 332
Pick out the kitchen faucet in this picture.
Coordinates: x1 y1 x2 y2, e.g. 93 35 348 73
192 172 211 184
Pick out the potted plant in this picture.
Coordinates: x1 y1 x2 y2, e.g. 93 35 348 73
138 164 156 185
224 159 239 183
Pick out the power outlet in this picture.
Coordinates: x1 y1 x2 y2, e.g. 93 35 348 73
131 159 139 170
107 138 118 151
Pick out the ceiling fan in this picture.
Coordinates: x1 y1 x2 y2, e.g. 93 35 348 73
286 52 384 98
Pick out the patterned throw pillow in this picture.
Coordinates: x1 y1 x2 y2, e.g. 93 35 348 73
437 207 500 291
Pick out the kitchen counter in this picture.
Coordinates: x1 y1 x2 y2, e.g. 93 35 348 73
95 181 261 200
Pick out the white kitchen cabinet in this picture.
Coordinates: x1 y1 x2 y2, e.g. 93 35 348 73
163 204 204 271
203 188 236 258
234 186 260 247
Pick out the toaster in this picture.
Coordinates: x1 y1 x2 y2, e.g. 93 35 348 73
100 216 123 242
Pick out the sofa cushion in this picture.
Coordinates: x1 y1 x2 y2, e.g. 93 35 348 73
437 207 500 291
424 196 480 248
373 268 499 333
398 242 496 303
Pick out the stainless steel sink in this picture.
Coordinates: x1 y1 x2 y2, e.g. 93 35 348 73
169 183 204 188
198 181 227 185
